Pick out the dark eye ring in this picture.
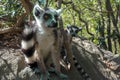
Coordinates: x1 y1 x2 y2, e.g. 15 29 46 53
43 13 51 20
54 15 58 20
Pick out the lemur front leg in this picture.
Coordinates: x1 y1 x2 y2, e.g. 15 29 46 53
35 45 50 80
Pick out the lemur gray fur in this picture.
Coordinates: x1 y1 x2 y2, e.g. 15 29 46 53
21 4 68 80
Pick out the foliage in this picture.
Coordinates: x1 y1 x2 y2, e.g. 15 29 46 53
0 0 22 18
0 0 120 54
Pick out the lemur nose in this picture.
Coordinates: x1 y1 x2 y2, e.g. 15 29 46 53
51 21 57 27
51 21 56 24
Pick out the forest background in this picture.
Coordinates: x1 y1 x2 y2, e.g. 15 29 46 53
0 0 120 54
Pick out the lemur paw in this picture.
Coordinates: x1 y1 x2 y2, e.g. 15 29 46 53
33 68 51 80
57 73 68 80
40 71 50 80
33 68 41 74
48 67 56 73
48 67 68 80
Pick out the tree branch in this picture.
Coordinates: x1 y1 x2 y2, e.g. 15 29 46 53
0 26 22 35
20 0 33 14
106 0 120 44
56 0 63 9
67 1 94 36
15 13 27 27
62 1 72 4
14 0 33 27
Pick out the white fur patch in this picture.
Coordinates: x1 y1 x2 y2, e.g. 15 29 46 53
36 27 54 56
67 62 71 69
60 60 66 68
24 25 32 35
66 29 70 34
25 50 38 63
59 60 71 70
21 38 35 50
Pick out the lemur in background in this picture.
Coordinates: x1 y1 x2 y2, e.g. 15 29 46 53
65 25 92 80
66 25 82 37
21 4 68 80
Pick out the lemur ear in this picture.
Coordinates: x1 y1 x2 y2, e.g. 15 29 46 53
56 9 63 15
33 4 43 18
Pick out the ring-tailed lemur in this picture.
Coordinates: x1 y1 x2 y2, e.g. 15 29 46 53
21 4 91 80
66 25 82 37
21 4 68 80
65 25 92 80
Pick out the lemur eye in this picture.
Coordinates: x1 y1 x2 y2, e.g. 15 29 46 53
54 15 58 20
43 13 51 20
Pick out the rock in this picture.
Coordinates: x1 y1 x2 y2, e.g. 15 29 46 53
0 37 119 80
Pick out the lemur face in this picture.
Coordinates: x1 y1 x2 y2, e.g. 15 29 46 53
66 25 82 37
33 4 62 28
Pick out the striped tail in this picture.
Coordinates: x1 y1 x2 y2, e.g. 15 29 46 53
60 48 92 80
21 22 38 69
72 55 92 80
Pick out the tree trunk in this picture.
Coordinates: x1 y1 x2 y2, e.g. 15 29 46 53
106 0 120 44
106 1 112 52
97 0 107 49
